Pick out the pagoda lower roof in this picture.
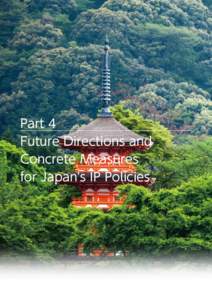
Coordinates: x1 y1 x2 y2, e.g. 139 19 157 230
59 116 152 149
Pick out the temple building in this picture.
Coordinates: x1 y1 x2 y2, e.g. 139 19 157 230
58 37 154 211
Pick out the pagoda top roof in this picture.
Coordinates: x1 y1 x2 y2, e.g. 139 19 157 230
59 116 152 150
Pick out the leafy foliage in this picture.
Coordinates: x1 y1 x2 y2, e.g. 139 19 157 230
70 175 212 255
112 104 173 174
125 80 212 134
0 0 211 140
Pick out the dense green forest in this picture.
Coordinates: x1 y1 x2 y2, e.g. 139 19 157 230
0 0 212 258
0 0 212 138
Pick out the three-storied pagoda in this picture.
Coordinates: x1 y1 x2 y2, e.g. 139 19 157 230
59 37 153 210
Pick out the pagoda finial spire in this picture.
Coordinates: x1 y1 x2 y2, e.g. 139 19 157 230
99 35 112 117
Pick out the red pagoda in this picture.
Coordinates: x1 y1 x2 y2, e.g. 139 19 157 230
59 37 153 211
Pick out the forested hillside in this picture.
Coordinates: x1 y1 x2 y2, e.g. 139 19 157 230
0 0 211 139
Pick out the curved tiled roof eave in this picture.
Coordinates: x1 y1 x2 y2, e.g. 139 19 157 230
59 116 150 145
